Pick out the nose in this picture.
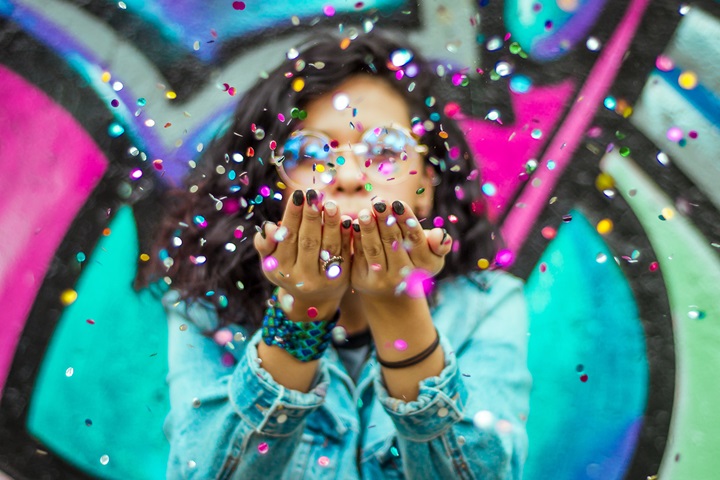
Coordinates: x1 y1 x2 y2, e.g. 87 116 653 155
330 152 367 193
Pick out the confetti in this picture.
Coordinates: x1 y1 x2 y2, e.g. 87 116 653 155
332 93 350 110
322 5 335 16
596 219 613 235
258 442 269 454
666 127 683 142
60 289 78 306
307 307 319 318
318 456 330 467
232 1 246 10
678 71 697 90
263 256 279 271
393 339 408 351
473 410 495 429
390 48 413 67
404 268 433 298
495 249 514 267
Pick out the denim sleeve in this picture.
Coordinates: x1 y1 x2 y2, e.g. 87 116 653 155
374 276 532 480
163 295 332 479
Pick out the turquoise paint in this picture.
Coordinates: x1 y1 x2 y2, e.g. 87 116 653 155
505 0 607 61
523 210 648 479
27 206 170 479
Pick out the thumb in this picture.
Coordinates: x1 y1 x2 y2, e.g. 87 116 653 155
426 228 452 257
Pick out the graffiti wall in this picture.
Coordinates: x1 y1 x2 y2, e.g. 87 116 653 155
0 0 718 478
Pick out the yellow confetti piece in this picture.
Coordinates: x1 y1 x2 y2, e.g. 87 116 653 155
477 258 490 269
595 172 615 191
678 71 697 90
101 71 111 83
596 218 613 235
60 289 78 306
166 91 177 100
661 207 674 220
139 253 150 262
291 77 305 92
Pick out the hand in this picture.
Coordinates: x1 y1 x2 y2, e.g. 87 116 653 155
254 189 353 320
350 199 452 300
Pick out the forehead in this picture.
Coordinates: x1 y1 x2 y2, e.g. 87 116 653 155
300 75 411 138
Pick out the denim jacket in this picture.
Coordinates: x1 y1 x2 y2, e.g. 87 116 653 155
163 269 531 479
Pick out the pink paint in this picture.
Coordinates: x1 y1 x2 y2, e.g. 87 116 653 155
0 66 107 394
500 0 651 255
459 80 575 223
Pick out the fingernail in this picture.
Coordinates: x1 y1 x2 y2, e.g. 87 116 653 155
342 219 351 229
292 190 304 206
324 201 338 216
391 200 405 215
405 218 418 228
352 223 361 232
373 201 387 213
358 209 372 224
306 189 318 206
258 221 269 239
441 228 449 244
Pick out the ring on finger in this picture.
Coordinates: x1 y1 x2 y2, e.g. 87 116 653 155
320 250 344 279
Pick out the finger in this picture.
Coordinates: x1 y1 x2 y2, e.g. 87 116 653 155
427 227 453 257
372 199 409 271
296 189 324 273
274 189 305 264
358 207 386 271
334 215 353 280
320 200 342 261
394 202 437 268
253 221 279 258
351 219 368 274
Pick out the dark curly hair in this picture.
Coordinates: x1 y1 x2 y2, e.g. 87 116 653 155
142 28 499 331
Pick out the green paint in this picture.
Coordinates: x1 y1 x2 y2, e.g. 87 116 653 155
602 151 720 479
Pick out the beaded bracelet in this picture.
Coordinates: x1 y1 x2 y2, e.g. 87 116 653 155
261 288 340 362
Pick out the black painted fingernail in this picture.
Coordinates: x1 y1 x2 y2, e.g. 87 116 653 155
258 221 269 239
306 189 318 206
391 200 405 215
352 223 361 232
441 228 448 244
292 190 304 206
342 219 352 229
373 202 387 213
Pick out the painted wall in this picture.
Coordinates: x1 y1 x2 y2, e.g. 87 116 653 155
0 0 718 478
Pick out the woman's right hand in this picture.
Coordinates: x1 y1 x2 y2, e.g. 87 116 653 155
253 189 352 321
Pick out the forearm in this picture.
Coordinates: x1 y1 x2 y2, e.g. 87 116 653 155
364 295 444 401
256 287 339 393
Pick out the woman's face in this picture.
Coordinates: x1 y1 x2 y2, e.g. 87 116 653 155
279 74 436 220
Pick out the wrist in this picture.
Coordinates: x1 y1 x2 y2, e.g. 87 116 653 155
262 287 340 362
277 287 340 322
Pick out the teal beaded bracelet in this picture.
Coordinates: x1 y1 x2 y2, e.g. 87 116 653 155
261 288 340 362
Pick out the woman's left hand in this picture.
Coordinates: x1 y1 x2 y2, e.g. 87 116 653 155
350 199 452 299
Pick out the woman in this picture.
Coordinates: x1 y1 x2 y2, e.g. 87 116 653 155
154 29 531 479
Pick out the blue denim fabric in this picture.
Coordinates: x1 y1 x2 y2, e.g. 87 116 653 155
163 270 531 479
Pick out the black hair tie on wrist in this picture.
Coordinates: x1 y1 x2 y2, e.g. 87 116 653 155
376 328 440 369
